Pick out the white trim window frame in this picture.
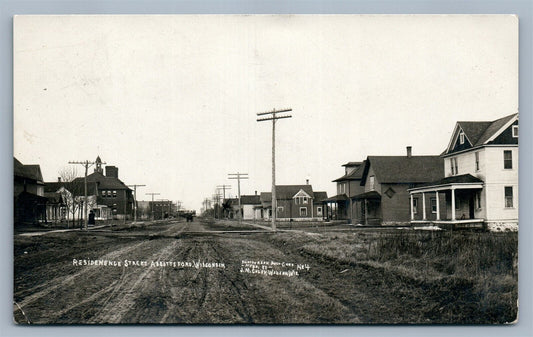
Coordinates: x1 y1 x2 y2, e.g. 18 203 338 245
504 186 513 208
504 150 513 170
512 125 518 138
317 206 322 216
299 207 308 217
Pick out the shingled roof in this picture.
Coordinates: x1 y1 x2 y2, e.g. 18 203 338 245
260 187 325 203
44 181 99 197
362 156 444 184
446 113 518 154
240 195 261 205
333 160 366 182
313 191 328 203
14 158 43 182
416 174 484 189
74 171 130 190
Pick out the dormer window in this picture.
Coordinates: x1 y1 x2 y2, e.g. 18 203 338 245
459 131 465 145
512 125 518 138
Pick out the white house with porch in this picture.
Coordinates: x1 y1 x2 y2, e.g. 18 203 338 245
408 113 518 231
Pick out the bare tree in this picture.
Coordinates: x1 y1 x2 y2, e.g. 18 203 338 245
58 166 83 228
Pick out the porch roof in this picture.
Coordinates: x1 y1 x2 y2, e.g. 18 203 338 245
408 174 483 193
323 194 349 202
352 190 381 200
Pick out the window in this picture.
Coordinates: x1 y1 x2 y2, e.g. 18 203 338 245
412 198 418 214
476 192 482 209
277 206 283 214
475 152 480 171
505 187 513 208
300 207 308 217
112 190 117 198
459 131 465 144
295 196 309 204
317 207 322 216
450 158 455 175
512 125 518 138
384 187 396 198
303 197 308 204
430 198 437 213
101 190 106 198
369 176 375 191
339 183 346 194
450 158 458 175
107 190 112 197
504 150 512 169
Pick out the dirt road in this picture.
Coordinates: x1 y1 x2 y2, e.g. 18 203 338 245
13 219 486 324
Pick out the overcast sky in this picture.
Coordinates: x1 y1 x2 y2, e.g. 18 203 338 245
13 15 518 211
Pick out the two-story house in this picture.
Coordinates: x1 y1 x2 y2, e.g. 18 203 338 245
14 157 47 225
324 161 366 222
408 113 518 230
356 148 444 225
259 184 327 221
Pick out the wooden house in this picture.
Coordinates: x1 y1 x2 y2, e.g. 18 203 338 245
408 113 519 230
356 148 444 225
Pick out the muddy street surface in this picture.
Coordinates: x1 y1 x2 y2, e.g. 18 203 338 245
13 220 457 324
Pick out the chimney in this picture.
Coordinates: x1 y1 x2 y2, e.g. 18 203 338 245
58 177 61 182
406 146 412 158
255 190 257 195
105 166 119 178
306 179 309 185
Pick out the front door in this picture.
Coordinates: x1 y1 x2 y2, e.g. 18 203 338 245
469 195 475 219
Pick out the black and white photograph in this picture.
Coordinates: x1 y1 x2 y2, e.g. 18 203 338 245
13 14 518 324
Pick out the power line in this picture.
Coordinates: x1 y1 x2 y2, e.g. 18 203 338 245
256 108 292 231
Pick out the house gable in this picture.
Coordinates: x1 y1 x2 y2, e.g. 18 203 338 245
292 189 312 199
487 120 519 145
449 125 473 154
444 113 518 156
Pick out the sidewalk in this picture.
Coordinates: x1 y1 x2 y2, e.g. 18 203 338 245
17 224 110 237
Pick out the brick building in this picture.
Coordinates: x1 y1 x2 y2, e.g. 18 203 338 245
73 156 134 219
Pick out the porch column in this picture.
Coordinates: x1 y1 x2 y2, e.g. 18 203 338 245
435 191 440 220
451 187 456 221
410 194 414 220
422 192 426 220
364 199 368 225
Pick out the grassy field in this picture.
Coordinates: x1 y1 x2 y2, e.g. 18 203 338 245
268 228 518 323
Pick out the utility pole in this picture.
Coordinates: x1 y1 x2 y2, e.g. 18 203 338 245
175 200 182 219
203 198 211 216
257 108 292 231
217 185 231 218
212 190 222 219
158 199 169 219
69 159 104 230
228 172 248 222
127 184 146 223
145 192 160 221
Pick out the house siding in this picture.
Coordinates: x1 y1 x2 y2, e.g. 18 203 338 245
483 147 518 222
